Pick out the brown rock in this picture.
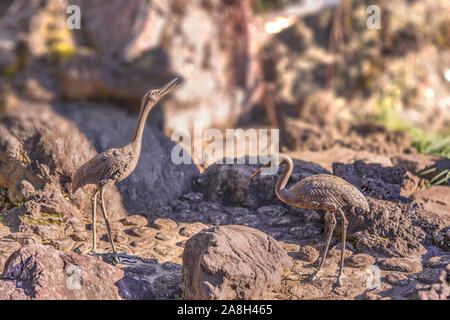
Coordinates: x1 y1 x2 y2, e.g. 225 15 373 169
179 222 209 238
425 255 450 269
152 218 178 231
411 186 450 224
0 240 21 274
182 225 292 300
50 237 75 252
120 215 148 227
127 227 155 238
297 245 319 262
0 245 124 299
345 253 376 268
378 257 423 273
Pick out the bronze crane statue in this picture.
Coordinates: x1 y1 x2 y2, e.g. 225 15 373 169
72 78 182 264
250 154 369 286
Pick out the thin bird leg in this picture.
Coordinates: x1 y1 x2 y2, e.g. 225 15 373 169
100 186 119 264
311 211 336 281
91 189 100 253
337 208 348 286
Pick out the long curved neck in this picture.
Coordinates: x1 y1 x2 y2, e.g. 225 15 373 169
129 102 155 150
275 156 294 203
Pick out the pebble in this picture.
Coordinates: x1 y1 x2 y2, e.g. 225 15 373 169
152 218 178 231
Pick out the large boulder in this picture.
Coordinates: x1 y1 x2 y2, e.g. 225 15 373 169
0 245 124 300
0 103 126 241
195 157 329 208
182 225 292 299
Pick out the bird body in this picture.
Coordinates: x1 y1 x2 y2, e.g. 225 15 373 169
72 144 138 193
280 174 369 212
250 154 369 286
71 78 182 263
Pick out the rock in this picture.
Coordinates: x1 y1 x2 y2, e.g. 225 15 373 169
182 225 292 300
56 101 199 213
0 102 126 237
152 218 178 231
426 256 450 269
333 160 408 202
4 233 42 246
411 186 450 224
256 205 286 217
120 215 148 227
50 237 75 252
127 227 155 238
384 272 410 287
391 154 449 178
350 198 445 258
289 224 322 240
416 269 445 285
155 232 176 242
116 259 183 300
0 245 124 299
409 265 450 300
292 147 393 172
195 157 329 208
297 245 319 262
378 258 423 273
0 240 21 274
345 254 376 268
179 222 209 238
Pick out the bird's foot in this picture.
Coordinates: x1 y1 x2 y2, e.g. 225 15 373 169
309 270 323 282
111 253 120 265
336 274 346 287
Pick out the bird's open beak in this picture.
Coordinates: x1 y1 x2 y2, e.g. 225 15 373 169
158 77 182 97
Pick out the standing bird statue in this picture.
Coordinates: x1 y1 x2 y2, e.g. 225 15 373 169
72 78 182 263
250 154 369 286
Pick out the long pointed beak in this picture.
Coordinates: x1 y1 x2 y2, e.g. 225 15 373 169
158 77 182 97
249 168 261 180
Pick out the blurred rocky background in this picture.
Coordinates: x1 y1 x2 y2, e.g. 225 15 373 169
0 0 448 300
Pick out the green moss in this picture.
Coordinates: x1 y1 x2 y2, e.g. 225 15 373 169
24 216 66 226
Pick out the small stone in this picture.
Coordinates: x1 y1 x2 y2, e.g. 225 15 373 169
5 233 42 246
127 227 155 238
289 224 322 240
425 255 450 269
155 232 176 241
152 218 178 230
102 231 128 244
208 211 228 225
345 254 375 268
297 245 319 262
378 257 423 273
224 207 251 216
170 199 190 211
256 205 285 217
50 237 75 252
416 269 444 284
179 222 208 238
176 240 187 248
384 272 410 286
266 216 292 227
153 244 177 257
181 192 203 202
130 237 157 248
71 231 90 242
73 243 90 255
120 215 148 227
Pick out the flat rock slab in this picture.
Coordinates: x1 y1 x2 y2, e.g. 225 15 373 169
377 257 423 273
0 245 124 300
411 186 450 224
182 225 292 299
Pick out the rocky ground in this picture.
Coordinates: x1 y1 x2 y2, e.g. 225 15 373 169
0 0 448 300
0 103 448 299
